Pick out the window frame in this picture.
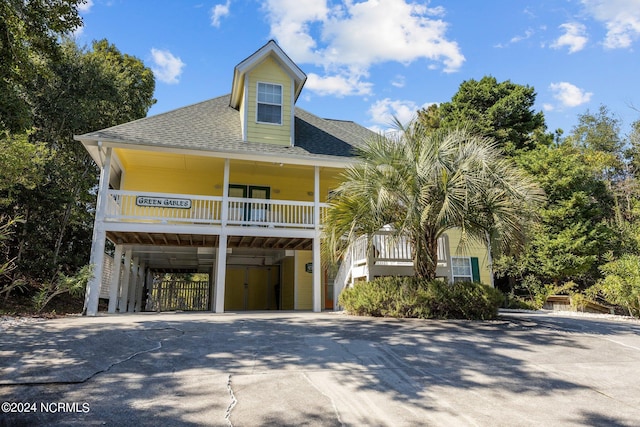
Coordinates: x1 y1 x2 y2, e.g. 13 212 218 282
451 256 473 283
256 82 283 125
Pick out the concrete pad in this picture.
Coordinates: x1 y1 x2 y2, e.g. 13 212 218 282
0 311 639 426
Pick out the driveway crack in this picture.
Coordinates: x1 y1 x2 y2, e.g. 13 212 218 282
225 374 238 427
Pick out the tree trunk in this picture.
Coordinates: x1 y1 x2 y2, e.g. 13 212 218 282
414 231 438 281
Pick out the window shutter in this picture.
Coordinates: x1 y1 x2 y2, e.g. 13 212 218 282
471 257 480 283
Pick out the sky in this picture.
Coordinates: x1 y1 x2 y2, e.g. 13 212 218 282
75 0 640 136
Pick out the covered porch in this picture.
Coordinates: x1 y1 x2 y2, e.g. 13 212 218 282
84 144 338 316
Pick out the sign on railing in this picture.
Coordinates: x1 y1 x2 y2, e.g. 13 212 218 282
136 196 192 209
106 190 327 229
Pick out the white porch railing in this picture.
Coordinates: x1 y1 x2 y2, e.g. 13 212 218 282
334 231 451 297
105 190 327 229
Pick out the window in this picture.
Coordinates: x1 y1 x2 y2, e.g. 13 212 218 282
257 82 282 124
451 257 472 283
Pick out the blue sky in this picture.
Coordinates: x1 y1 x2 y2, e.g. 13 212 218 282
75 0 640 136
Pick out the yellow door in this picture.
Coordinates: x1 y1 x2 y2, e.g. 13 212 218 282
247 268 269 310
225 266 276 310
225 267 245 311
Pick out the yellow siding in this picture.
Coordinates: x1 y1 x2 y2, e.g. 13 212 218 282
245 56 292 146
295 250 313 310
445 228 492 285
120 152 225 196
281 257 295 310
229 161 342 203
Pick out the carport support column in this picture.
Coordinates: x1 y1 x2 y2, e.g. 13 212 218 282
214 158 230 314
127 257 139 313
313 166 321 312
119 247 133 312
107 244 124 313
214 235 227 313
84 145 112 316
134 262 145 312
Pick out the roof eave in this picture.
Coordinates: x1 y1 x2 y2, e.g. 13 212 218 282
76 136 356 169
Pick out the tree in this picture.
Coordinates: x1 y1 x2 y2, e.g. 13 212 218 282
0 0 85 132
324 119 544 280
434 76 547 155
497 139 622 288
1 39 155 284
591 254 640 318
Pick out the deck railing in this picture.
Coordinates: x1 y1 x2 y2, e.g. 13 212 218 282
334 231 450 294
105 190 327 229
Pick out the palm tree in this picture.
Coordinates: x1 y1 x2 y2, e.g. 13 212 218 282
323 119 544 281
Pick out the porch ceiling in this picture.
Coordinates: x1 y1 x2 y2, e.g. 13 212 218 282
108 232 312 273
106 231 312 250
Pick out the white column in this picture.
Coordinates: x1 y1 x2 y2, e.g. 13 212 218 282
84 146 112 316
119 248 133 312
135 262 145 312
221 159 230 226
128 257 139 313
214 235 228 313
107 244 124 313
145 270 153 311
313 166 321 312
214 158 230 313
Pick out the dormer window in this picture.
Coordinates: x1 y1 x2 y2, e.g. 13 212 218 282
257 82 282 125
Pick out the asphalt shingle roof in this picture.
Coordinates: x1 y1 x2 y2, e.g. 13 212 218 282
76 94 376 163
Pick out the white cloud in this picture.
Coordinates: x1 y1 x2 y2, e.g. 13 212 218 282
581 0 640 48
211 0 231 28
262 0 464 97
78 0 94 13
391 75 405 88
510 28 534 44
551 22 588 53
368 98 426 127
549 82 593 108
150 48 185 84
306 72 373 97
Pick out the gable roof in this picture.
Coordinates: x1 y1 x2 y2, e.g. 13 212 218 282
75 95 376 167
230 40 307 109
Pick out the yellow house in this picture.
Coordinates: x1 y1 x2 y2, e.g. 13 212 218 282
77 41 491 316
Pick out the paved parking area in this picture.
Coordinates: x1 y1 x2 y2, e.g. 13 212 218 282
1 310 639 426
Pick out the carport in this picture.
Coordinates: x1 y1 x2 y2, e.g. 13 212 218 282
102 231 315 313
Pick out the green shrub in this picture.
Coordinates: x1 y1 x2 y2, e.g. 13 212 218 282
338 277 503 320
590 254 640 318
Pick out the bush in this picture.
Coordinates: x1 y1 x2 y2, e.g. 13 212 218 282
338 277 503 320
590 254 640 318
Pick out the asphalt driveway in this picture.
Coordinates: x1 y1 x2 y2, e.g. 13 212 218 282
1 310 639 426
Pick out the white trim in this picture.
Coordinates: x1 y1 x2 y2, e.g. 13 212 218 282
290 79 295 147
85 146 112 316
313 166 321 312
256 82 283 125
78 139 357 169
294 251 298 310
242 78 249 141
222 159 230 226
215 235 227 313
451 256 473 282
